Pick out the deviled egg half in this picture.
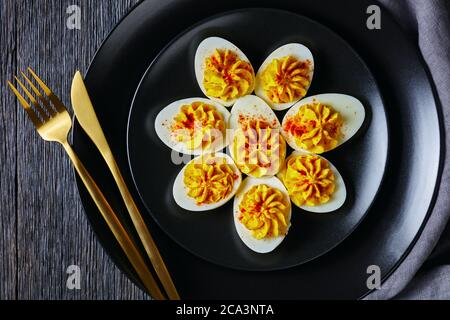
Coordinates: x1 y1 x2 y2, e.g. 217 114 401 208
228 95 286 178
278 150 346 213
155 97 230 155
281 94 365 154
233 176 291 253
173 152 242 212
195 37 255 107
255 43 314 111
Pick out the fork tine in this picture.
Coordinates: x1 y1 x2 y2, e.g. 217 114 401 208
27 67 52 95
8 81 41 128
15 76 49 120
20 71 53 117
27 67 65 113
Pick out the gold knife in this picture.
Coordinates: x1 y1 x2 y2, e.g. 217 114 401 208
71 71 180 300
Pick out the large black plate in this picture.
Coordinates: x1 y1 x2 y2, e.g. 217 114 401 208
127 9 388 271
73 0 442 298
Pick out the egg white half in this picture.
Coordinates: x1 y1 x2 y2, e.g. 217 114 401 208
194 37 254 107
233 176 292 253
173 152 242 212
228 95 280 131
278 150 347 213
281 93 366 152
255 43 314 111
154 97 230 155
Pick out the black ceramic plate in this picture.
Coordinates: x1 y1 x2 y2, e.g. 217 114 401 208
127 9 388 271
73 0 442 299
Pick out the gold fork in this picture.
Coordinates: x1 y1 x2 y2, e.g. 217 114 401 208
8 68 166 300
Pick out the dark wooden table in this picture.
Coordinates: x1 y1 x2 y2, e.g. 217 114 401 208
0 0 150 300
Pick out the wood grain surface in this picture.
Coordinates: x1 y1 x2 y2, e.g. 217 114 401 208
0 0 149 300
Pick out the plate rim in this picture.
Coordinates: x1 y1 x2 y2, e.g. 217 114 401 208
359 0 445 299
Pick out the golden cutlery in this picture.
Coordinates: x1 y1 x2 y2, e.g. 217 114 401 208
8 68 165 300
70 71 180 300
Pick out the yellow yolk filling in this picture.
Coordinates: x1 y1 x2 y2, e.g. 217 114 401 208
203 49 255 102
284 102 343 154
260 56 311 104
184 157 238 205
171 102 225 150
232 119 286 177
239 184 289 239
279 154 335 207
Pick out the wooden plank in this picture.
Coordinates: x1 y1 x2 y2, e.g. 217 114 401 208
15 0 146 299
0 0 17 300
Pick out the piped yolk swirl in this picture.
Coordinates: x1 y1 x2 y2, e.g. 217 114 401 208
171 102 225 150
184 157 238 205
232 119 286 177
203 49 255 102
284 102 343 154
239 184 289 239
260 56 311 104
279 154 335 207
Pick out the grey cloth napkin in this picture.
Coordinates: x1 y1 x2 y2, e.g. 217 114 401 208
366 0 450 300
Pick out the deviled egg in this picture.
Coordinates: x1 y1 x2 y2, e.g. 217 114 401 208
255 43 314 110
155 98 230 155
277 150 346 213
173 152 242 212
281 94 365 154
233 176 291 253
195 37 255 107
228 95 286 178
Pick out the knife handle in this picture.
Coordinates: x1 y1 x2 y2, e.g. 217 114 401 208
105 154 180 300
61 141 165 300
